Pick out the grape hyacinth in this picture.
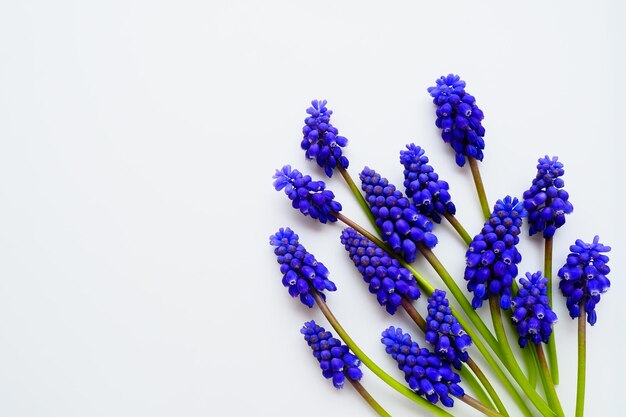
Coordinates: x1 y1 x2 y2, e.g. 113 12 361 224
340 227 420 314
301 320 363 388
273 165 342 223
523 156 574 238
511 272 558 348
464 196 527 310
425 290 472 369
400 144 456 224
427 74 486 167
360 167 438 263
300 99 349 177
558 236 611 325
381 326 464 407
270 227 337 307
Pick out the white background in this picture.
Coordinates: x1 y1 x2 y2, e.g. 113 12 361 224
1 1 624 416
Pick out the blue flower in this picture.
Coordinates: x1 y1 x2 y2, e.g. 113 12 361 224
300 99 349 177
360 166 438 263
340 227 420 314
558 236 611 325
381 326 464 407
400 144 456 223
523 156 574 238
511 272 558 348
427 74 486 167
464 196 527 310
270 227 337 307
425 290 472 369
301 320 363 388
273 165 342 223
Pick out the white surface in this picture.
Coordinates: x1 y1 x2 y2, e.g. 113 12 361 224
0 1 624 416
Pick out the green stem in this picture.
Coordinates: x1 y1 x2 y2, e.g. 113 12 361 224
524 346 538 389
576 302 586 417
534 343 565 417
466 358 509 417
467 156 491 220
337 165 379 232
544 236 559 385
488 296 556 417
348 379 392 417
458 394 504 417
311 291 454 417
443 212 473 245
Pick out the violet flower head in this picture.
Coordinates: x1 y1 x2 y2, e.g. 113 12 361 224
340 227 420 314
425 290 472 369
464 196 527 310
301 320 363 389
273 165 342 223
523 156 574 238
300 100 349 177
360 166 438 263
270 227 336 307
400 143 456 224
511 272 558 348
381 326 464 407
427 74 486 167
558 236 611 325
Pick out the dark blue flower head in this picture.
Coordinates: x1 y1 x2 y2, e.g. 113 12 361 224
301 320 363 388
523 156 574 238
273 165 342 224
340 227 420 314
427 74 486 167
511 272 558 348
300 99 349 177
360 167 438 263
425 290 472 369
558 236 611 325
464 196 527 310
400 144 456 224
381 326 464 407
270 227 337 307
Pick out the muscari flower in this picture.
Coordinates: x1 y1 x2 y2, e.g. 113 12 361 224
558 236 611 325
400 143 456 224
381 326 464 407
425 290 472 369
511 272 558 348
523 155 574 238
464 196 527 310
270 227 337 307
360 167 437 263
427 74 486 167
300 99 349 177
340 227 420 314
301 320 363 389
273 165 342 224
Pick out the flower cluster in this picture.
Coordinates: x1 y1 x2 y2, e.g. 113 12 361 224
360 166 437 263
511 272 558 348
523 156 574 238
301 320 363 388
400 144 456 224
558 236 611 325
464 196 526 310
300 100 349 177
425 290 472 369
427 74 486 167
273 165 342 223
381 326 464 407
340 227 420 314
270 227 336 307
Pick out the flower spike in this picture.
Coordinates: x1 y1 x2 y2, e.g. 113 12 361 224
558 236 611 325
270 227 336 307
427 74 486 167
511 272 558 348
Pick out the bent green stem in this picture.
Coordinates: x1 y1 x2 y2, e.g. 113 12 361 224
544 236 559 385
348 379 392 417
337 165 378 232
534 343 565 417
443 212 472 245
576 302 587 417
467 156 491 220
311 291 454 417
